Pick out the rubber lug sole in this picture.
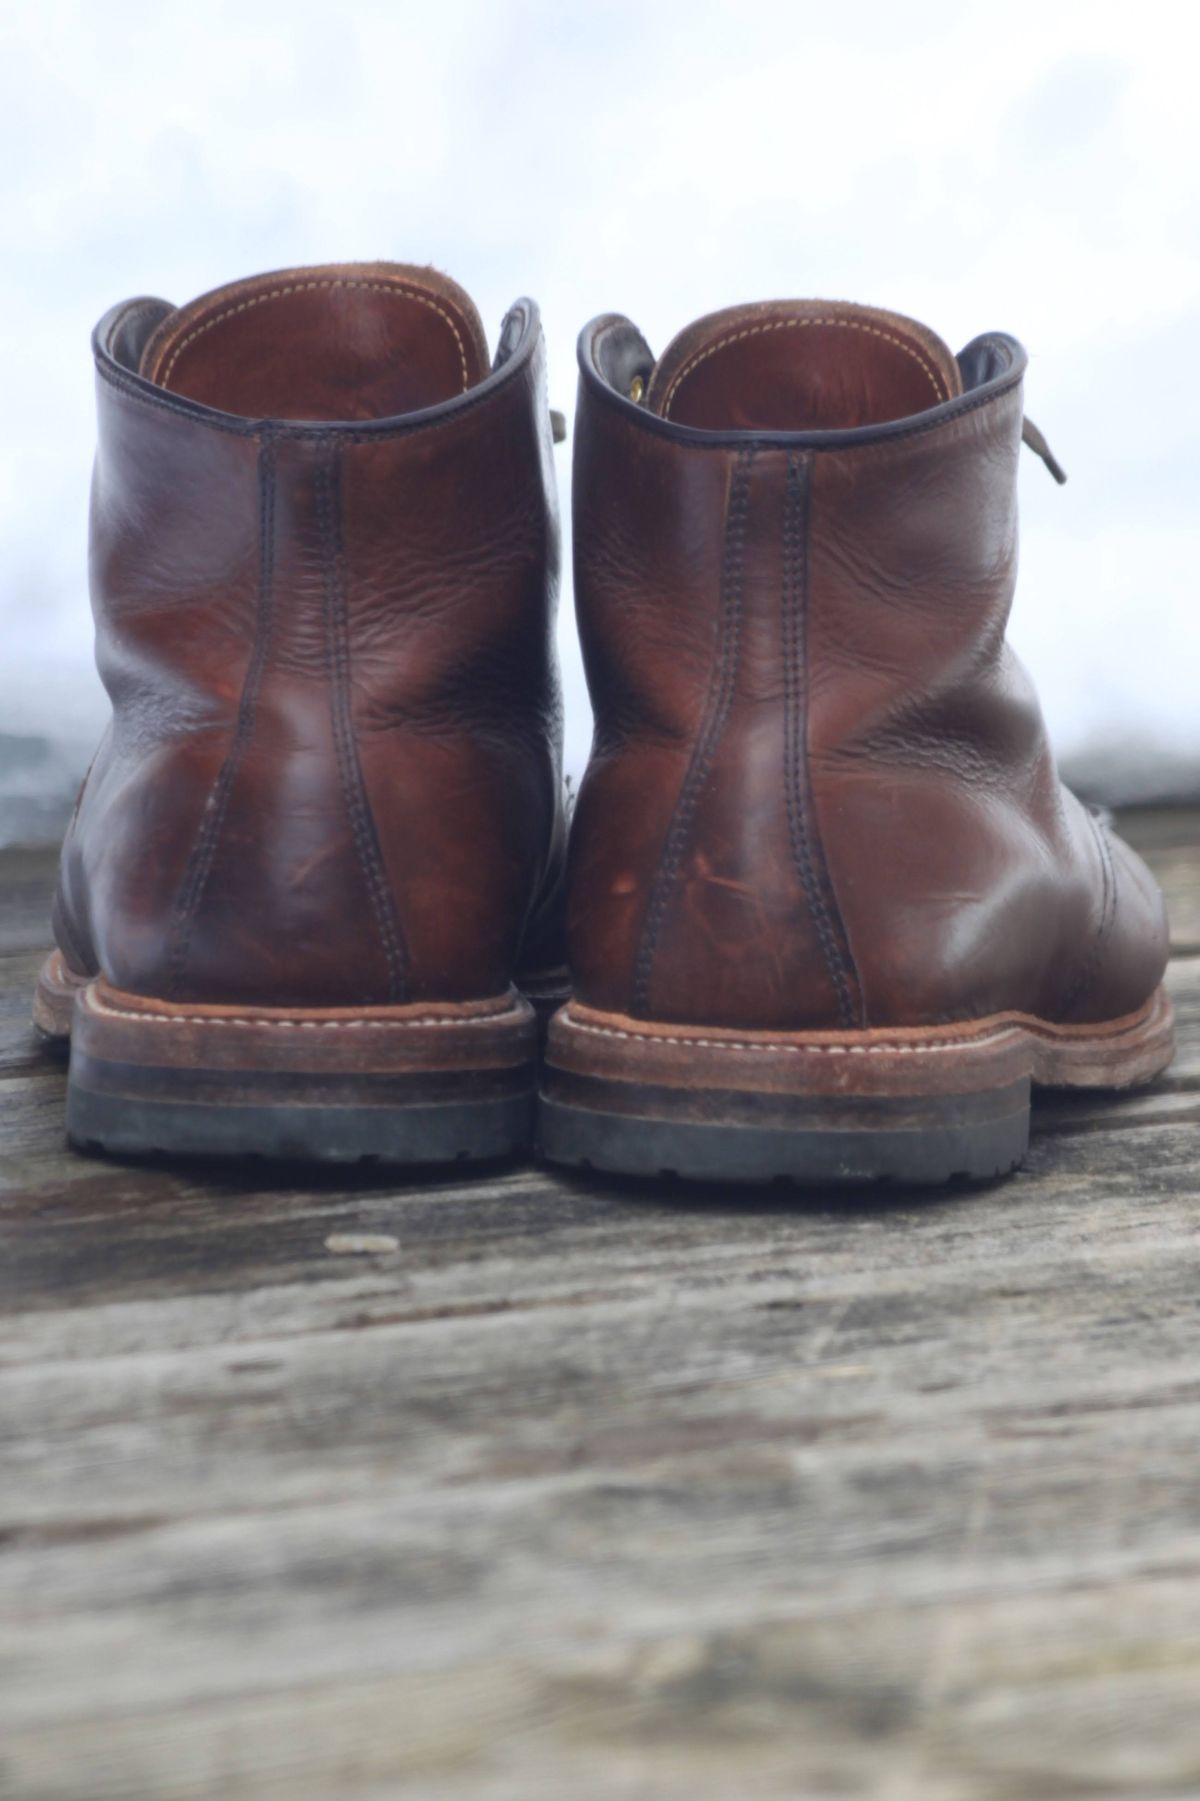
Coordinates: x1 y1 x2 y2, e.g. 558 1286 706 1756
537 988 1176 1186
35 951 540 1167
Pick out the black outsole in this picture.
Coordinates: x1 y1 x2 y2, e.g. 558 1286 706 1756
536 1095 1032 1186
66 1084 535 1167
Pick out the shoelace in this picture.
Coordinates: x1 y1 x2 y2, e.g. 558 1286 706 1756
1022 416 1067 484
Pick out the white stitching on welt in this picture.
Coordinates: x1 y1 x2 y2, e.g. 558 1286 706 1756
661 317 950 419
85 993 518 1030
159 279 472 392
565 1019 1014 1056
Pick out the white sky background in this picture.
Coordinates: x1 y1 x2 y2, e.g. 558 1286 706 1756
2 0 1198 821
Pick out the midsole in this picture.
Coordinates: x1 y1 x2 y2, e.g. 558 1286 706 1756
38 955 538 1105
543 987 1176 1104
34 950 553 1065
545 1067 1030 1130
31 949 89 1038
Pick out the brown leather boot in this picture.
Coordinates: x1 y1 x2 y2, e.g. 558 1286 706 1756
34 263 566 1164
539 299 1174 1183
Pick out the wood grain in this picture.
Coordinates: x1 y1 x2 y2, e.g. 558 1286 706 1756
2 812 1199 1800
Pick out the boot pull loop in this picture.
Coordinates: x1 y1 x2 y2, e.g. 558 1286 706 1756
1022 415 1068 485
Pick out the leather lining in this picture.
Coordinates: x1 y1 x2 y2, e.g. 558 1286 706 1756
137 263 491 422
645 301 963 432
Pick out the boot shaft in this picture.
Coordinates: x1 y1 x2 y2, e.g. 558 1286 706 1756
60 265 563 1006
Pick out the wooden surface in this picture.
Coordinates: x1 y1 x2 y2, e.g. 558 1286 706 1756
2 812 1199 1801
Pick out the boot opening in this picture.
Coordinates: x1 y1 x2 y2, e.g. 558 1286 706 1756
137 262 492 422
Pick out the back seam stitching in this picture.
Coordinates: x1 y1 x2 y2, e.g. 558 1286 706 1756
782 453 864 1029
315 448 409 1003
165 432 278 999
632 446 755 1014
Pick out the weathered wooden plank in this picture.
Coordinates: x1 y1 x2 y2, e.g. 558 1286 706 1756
0 846 56 955
0 950 45 1076
4 1313 1200 1801
2 1121 1200 1692
43 1562 1200 1801
2 826 1200 1801
1117 806 1200 954
2 1566 1199 1800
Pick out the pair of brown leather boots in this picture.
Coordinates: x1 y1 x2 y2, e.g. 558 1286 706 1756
34 262 1174 1185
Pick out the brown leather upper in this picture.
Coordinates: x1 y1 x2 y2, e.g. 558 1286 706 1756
568 300 1169 1031
55 263 564 1007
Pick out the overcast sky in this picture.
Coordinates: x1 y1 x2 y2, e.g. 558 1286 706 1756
2 0 1197 833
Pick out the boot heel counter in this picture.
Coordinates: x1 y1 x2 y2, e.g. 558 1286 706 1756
567 738 862 1031
571 428 862 1032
